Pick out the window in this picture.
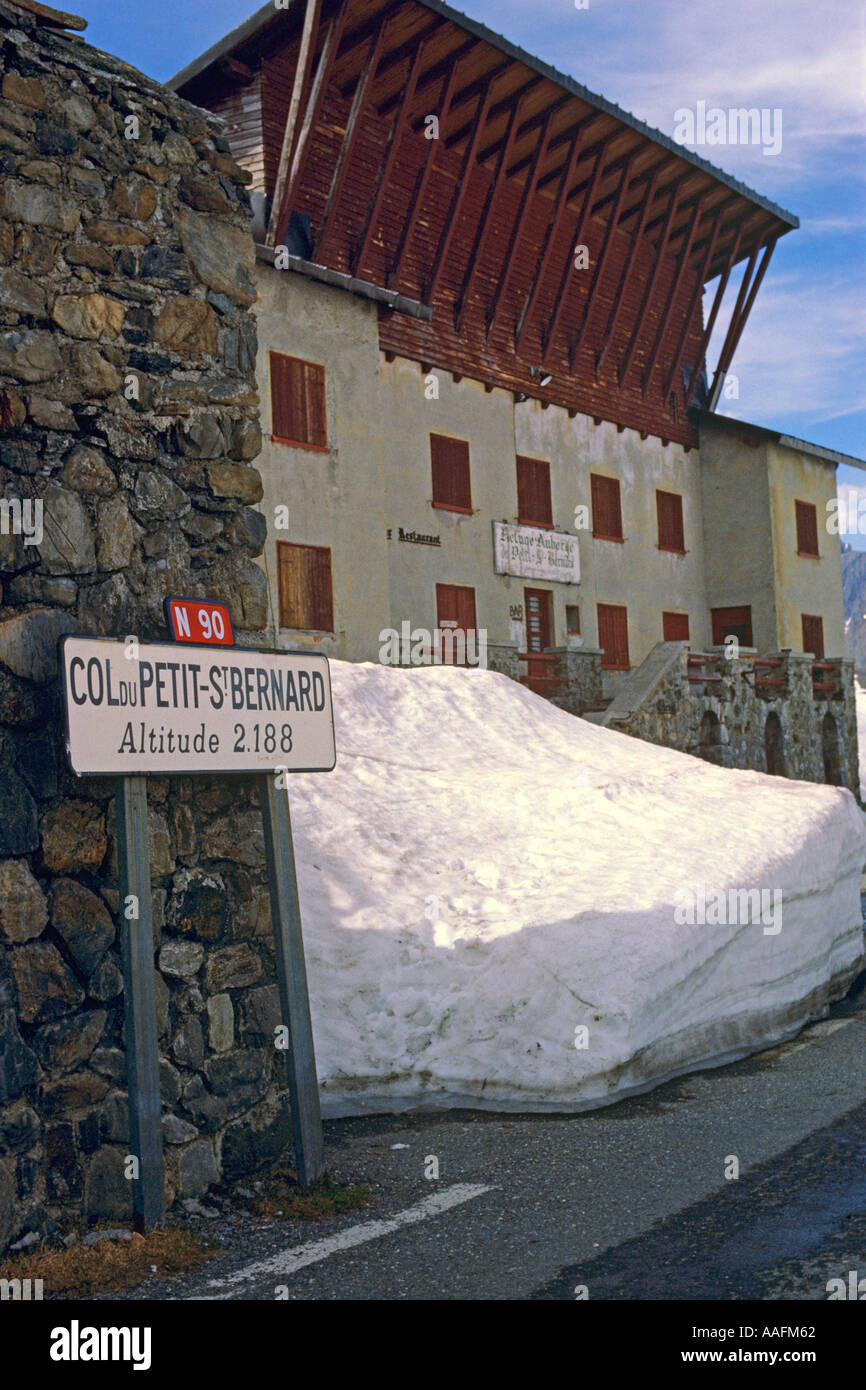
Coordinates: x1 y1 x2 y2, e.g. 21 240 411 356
597 603 629 670
277 541 334 631
795 500 819 558
270 353 327 450
431 434 472 512
590 474 623 541
663 611 690 641
566 604 581 635
516 455 553 527
802 613 824 660
711 605 753 647
656 490 685 552
436 583 476 664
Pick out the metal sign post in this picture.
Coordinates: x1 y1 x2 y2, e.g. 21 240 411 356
60 618 336 1219
115 775 165 1232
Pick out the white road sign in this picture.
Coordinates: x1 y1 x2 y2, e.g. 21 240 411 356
61 636 336 776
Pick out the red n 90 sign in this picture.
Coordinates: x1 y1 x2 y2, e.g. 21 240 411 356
164 597 235 646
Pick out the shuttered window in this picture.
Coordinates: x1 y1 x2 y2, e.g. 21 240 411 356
802 613 824 660
656 490 685 552
277 541 334 631
516 455 553 527
566 604 580 635
663 611 690 641
270 353 327 450
795 500 819 557
590 474 623 541
597 603 630 669
431 434 472 512
711 606 753 647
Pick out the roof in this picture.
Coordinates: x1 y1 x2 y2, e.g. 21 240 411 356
699 412 866 471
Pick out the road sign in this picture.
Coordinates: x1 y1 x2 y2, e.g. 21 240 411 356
164 596 234 646
60 636 336 776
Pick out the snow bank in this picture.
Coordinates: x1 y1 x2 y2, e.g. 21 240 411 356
856 678 866 800
288 663 866 1115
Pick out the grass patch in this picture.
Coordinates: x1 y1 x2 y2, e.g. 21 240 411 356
0 1226 215 1299
250 1169 368 1221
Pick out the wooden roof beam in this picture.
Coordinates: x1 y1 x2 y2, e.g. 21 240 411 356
683 224 743 409
640 195 704 397
347 15 440 96
514 127 585 354
617 180 682 388
486 106 556 340
379 35 479 114
594 166 661 379
568 149 638 369
425 74 498 302
663 206 723 402
478 89 574 165
441 74 544 149
314 13 390 264
353 39 428 278
707 236 776 410
541 142 607 358
387 59 462 292
266 0 322 247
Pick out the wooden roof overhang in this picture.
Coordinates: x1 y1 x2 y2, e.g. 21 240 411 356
172 0 798 445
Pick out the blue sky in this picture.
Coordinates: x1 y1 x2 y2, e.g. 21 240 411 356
81 0 866 535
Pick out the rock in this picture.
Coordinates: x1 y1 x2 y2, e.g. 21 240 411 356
226 508 267 556
67 170 107 203
50 879 115 977
9 1230 40 1252
178 1139 219 1197
0 608 75 683
162 1112 197 1145
62 444 117 496
82 1227 131 1246
221 1108 293 1181
0 329 62 381
180 1074 226 1133
82 219 151 246
26 394 76 429
203 1050 268 1115
100 1091 128 1143
61 94 96 132
52 293 124 340
0 859 48 943
205 461 263 504
175 208 256 307
0 1008 40 1103
0 664 48 725
241 984 282 1041
154 296 217 354
172 1017 204 1069
199 556 268 630
168 873 226 942
132 468 190 518
96 493 139 570
140 246 191 290
160 131 197 166
2 181 80 232
87 955 124 1002
181 1198 219 1217
0 1102 40 1154
204 943 262 992
40 799 107 875
0 266 46 316
72 343 121 396
37 483 97 574
0 387 26 433
207 993 233 1053
158 940 203 979
41 1071 109 1115
84 1149 132 1223
2 73 46 110
0 772 39 856
8 942 83 1024
109 177 157 221
178 174 232 214
0 1163 14 1254
201 812 265 867
33 1010 106 1073
177 414 225 459
89 1047 126 1083
229 417 262 461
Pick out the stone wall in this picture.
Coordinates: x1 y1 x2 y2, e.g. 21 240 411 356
0 0 286 1255
600 642 859 796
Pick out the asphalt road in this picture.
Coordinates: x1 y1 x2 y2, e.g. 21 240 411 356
109 969 866 1302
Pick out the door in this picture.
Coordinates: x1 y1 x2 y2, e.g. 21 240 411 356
711 605 753 648
524 588 552 653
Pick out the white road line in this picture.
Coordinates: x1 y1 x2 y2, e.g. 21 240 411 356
197 1183 494 1297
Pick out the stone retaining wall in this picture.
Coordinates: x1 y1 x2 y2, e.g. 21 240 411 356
0 0 286 1254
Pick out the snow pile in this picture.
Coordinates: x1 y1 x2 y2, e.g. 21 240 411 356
856 677 866 799
288 663 866 1115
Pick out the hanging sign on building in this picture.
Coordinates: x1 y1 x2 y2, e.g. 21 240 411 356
492 521 580 584
60 636 336 776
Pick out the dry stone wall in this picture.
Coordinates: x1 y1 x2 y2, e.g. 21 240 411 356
0 0 288 1254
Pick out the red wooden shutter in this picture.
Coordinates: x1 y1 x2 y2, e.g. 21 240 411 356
277 542 305 628
663 611 690 641
516 456 553 527
795 500 819 557
656 490 685 551
431 435 471 511
307 546 334 631
590 474 623 540
711 606 753 647
270 354 327 447
597 603 629 669
802 614 824 659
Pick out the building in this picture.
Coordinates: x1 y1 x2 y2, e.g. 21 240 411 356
171 0 862 792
